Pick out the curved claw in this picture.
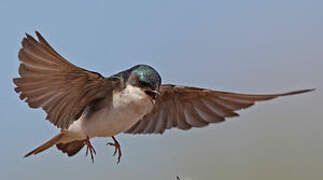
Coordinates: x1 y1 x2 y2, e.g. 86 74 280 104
84 136 96 163
106 136 122 164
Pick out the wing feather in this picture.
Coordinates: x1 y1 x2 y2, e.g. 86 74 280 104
126 84 314 134
13 31 115 129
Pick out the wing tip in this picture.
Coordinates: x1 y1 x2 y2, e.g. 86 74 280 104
24 151 33 158
13 77 19 84
35 30 40 36
35 30 43 41
22 30 41 45
25 32 35 41
282 88 316 96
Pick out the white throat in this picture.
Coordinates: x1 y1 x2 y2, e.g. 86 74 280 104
113 85 152 112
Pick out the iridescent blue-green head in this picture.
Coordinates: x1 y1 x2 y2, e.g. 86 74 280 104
127 64 161 102
129 64 161 89
110 64 161 102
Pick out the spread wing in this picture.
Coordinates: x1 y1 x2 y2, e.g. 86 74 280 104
126 84 314 134
13 31 115 129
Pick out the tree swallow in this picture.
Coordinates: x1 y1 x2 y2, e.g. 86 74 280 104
13 31 314 164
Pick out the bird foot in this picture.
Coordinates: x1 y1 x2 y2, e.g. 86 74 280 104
107 136 122 164
84 136 96 163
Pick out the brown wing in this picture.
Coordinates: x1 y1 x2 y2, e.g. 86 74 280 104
126 84 314 134
13 31 115 129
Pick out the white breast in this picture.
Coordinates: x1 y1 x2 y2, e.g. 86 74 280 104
82 85 153 138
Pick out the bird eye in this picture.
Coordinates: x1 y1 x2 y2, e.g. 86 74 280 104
139 81 150 88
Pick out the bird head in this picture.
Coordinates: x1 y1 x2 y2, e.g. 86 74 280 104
127 64 161 104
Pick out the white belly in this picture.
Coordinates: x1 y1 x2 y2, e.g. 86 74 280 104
73 85 153 138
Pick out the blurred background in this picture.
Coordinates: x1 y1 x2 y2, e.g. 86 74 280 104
1 0 322 180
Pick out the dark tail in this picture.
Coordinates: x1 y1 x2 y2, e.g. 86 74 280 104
56 140 85 157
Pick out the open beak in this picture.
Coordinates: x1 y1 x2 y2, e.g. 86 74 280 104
144 89 160 105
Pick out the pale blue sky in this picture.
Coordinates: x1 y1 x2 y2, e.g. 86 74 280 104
1 1 322 180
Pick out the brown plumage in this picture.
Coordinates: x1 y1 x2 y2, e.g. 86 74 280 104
14 31 314 162
56 140 85 157
126 85 315 134
13 31 113 129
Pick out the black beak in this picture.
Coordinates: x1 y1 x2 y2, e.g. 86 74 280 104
145 89 160 105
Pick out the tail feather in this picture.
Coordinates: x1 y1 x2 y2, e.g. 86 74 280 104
56 140 85 157
24 132 65 157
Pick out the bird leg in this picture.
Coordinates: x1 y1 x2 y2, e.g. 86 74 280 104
84 136 96 163
107 136 122 164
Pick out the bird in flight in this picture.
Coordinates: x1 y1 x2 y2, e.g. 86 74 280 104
13 31 314 164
